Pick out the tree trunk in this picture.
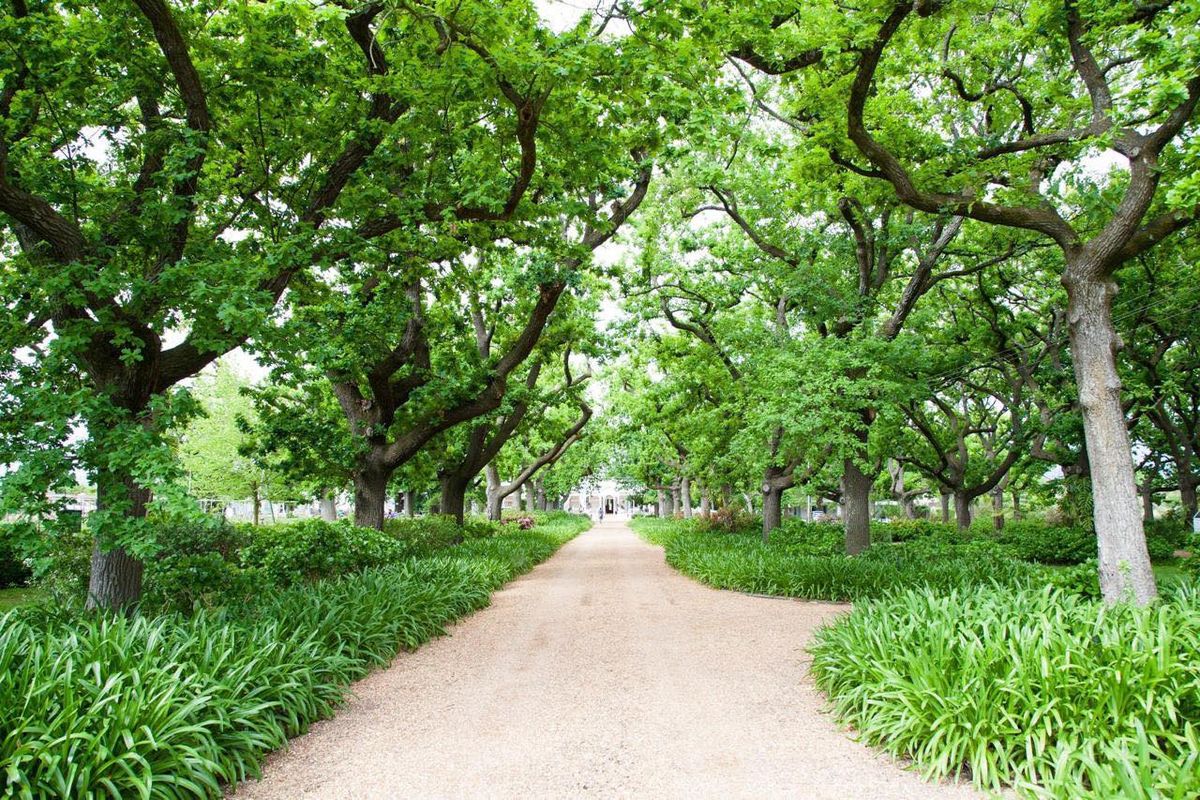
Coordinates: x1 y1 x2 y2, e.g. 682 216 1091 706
953 491 971 531
1140 476 1155 524
1011 490 1022 521
1065 272 1156 604
992 487 1005 531
699 486 711 519
842 458 872 555
939 491 950 523
762 484 782 542
439 475 468 524
404 489 416 518
320 491 337 521
486 465 502 521
721 483 733 509
680 476 692 519
86 474 150 612
664 489 676 517
353 465 390 530
1180 477 1197 524
535 478 547 512
252 488 261 526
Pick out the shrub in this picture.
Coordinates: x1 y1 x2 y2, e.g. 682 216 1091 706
695 505 758 534
143 518 257 614
997 520 1096 565
771 518 843 556
871 518 958 543
0 517 588 798
239 518 409 587
0 524 32 589
1044 559 1102 600
810 586 1200 798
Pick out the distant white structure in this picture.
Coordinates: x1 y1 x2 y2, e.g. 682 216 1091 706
564 478 635 520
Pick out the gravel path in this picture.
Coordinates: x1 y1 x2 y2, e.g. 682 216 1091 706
231 520 982 800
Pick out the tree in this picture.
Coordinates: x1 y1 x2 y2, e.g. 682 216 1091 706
178 360 292 524
834 0 1200 603
0 0 426 608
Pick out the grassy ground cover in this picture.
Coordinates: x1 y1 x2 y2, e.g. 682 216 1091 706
634 515 1200 799
0 512 589 799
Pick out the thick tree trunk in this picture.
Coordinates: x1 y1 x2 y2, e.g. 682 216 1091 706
842 458 872 555
320 491 337 521
86 475 149 612
1011 490 1022 521
664 489 676 517
535 478 547 512
721 483 733 509
953 491 972 531
681 476 692 519
671 483 682 516
762 485 782 542
404 490 416 518
1180 478 1197 525
699 486 711 519
353 465 390 530
939 491 951 523
1065 273 1156 604
439 475 468 524
992 487 1005 531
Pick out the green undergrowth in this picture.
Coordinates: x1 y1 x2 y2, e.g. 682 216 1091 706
631 517 1047 601
811 586 1200 799
0 514 589 799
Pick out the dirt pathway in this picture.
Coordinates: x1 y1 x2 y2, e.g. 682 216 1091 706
232 520 981 800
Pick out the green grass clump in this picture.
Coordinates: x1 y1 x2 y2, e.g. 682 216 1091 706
631 518 1043 601
810 586 1200 798
0 517 587 799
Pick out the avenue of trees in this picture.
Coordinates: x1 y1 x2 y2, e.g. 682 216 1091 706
2 0 1198 610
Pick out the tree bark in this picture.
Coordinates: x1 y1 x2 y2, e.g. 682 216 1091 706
939 491 951 523
1065 273 1156 604
700 486 711 519
86 474 150 612
992 487 1005 531
353 464 390 529
680 476 692 518
842 458 872 555
404 490 416 518
252 488 261 526
535 478 547 512
671 483 682 516
762 484 783 543
320 492 338 521
1012 490 1022 521
439 475 469 524
953 491 972 531
1180 478 1197 525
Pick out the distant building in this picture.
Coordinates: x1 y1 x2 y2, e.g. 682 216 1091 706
564 479 636 520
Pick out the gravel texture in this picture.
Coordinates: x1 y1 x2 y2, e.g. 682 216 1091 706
231 520 982 800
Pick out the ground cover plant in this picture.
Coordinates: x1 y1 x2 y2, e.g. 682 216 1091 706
0 514 589 799
810 586 1200 799
631 517 1048 601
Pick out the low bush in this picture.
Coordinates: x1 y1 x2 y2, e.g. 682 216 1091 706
0 517 588 798
239 518 410 588
694 506 758 534
0 523 32 589
810 586 1200 798
871 519 958 543
997 520 1096 565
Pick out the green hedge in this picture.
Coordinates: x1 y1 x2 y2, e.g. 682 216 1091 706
811 586 1200 798
0 516 589 799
